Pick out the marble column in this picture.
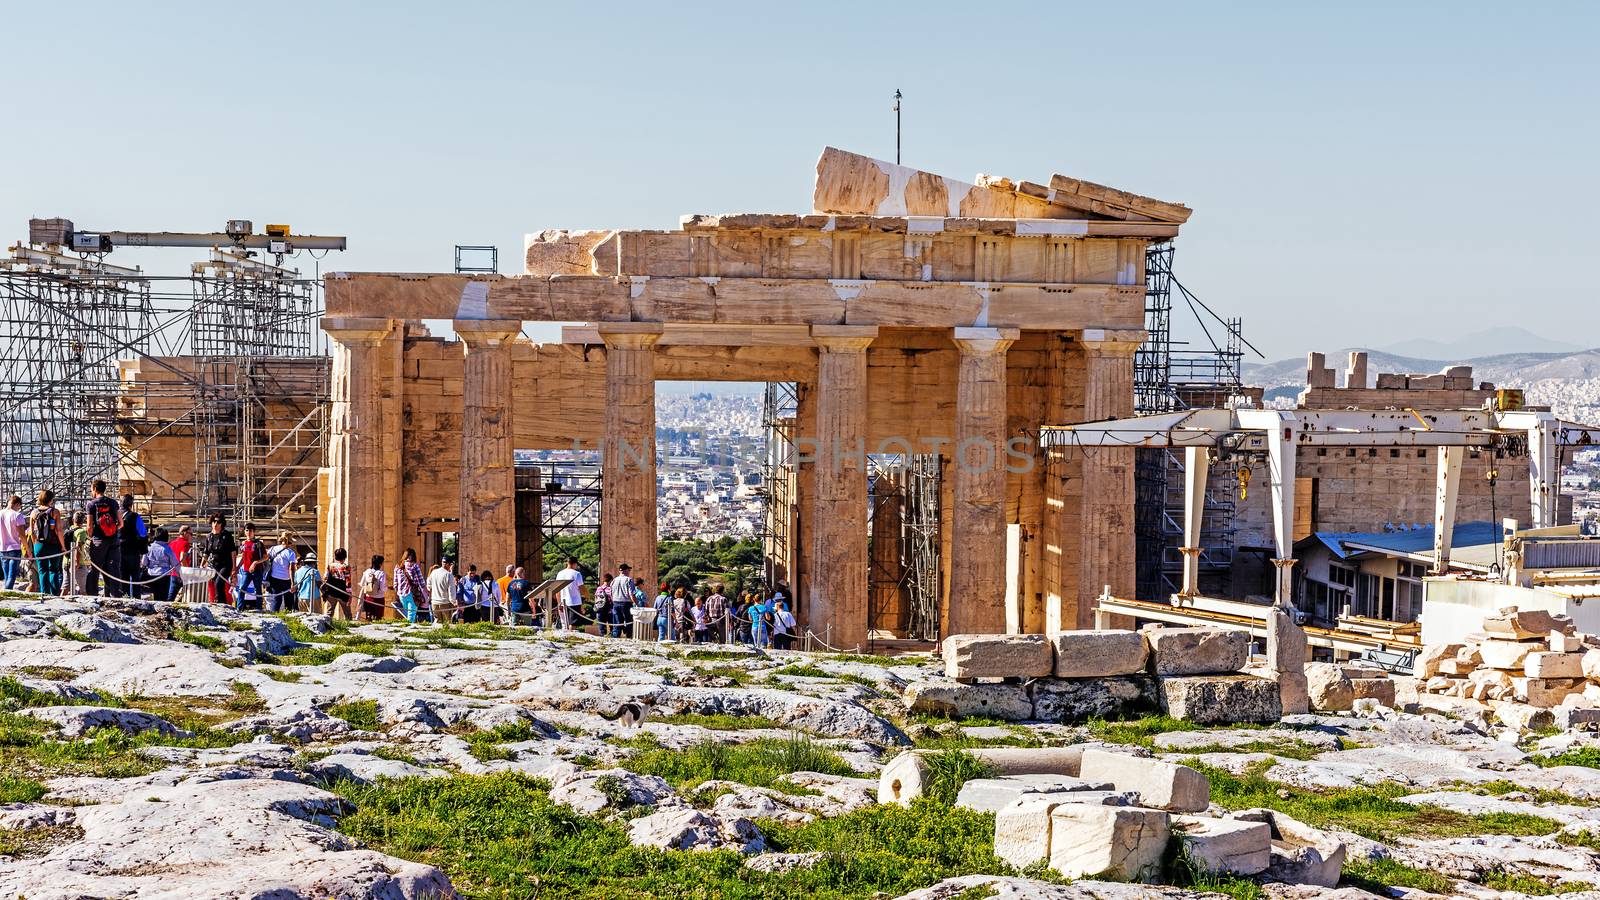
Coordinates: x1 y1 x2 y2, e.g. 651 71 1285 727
320 317 396 574
807 325 876 650
599 323 664 596
456 320 521 574
1076 329 1143 629
948 327 1019 635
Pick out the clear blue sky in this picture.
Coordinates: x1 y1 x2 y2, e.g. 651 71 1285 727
4 1 1596 361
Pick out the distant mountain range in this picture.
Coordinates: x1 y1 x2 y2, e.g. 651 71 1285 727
1380 326 1582 360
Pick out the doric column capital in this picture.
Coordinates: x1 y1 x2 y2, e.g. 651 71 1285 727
455 319 522 348
811 324 877 353
1076 327 1145 355
952 326 1020 356
597 321 665 350
321 317 396 347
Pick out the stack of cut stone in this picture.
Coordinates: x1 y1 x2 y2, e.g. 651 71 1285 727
888 748 1344 887
908 627 1279 725
1416 606 1598 726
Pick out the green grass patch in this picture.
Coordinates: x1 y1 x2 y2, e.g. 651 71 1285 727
650 712 782 731
912 728 1044 751
1475 779 1597 806
259 668 302 683
171 627 226 652
465 721 543 762
1195 760 1564 844
0 607 19 618
327 700 380 731
333 772 1008 899
1342 856 1456 894
15 666 77 682
572 652 609 666
0 824 82 858
1478 867 1593 895
0 773 47 803
1170 739 1325 761
0 708 245 780
918 750 996 806
1088 714 1230 747
624 733 854 794
1533 747 1600 770
0 676 71 710
906 712 1015 729
1558 829 1600 851
51 624 92 642
682 649 755 662
822 653 928 667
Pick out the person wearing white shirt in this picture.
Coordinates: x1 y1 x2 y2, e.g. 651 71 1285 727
0 495 25 591
772 600 798 650
266 533 299 612
608 564 635 638
427 559 458 623
560 556 585 630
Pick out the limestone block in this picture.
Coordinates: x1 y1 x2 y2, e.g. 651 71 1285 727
1144 627 1249 676
1029 676 1158 723
1305 662 1353 712
1279 672 1310 718
1483 607 1575 640
1437 658 1476 676
1479 639 1540 670
1491 700 1555 732
1050 629 1148 678
878 747 1088 806
1047 804 1170 880
1079 748 1210 813
1457 645 1483 665
1233 808 1346 888
1552 632 1585 653
1582 650 1600 681
903 679 1033 721
1554 705 1600 730
1173 815 1271 876
1158 674 1282 724
1416 642 1464 678
943 633 1053 680
1376 373 1407 389
993 797 1056 871
952 775 1115 814
1525 652 1585 680
1349 678 1396 707
1516 677 1585 708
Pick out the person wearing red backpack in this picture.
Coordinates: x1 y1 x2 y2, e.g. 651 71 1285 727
83 479 122 597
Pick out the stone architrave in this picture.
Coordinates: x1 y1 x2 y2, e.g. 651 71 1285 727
948 327 1019 635
1145 627 1249 676
808 325 876 650
598 323 664 595
456 320 521 573
1050 630 1149 677
321 318 397 575
943 633 1052 680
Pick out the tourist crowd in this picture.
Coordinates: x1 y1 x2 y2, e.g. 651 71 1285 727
1 479 800 648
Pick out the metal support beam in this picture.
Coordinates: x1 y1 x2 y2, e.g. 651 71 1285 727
1179 446 1209 598
1434 446 1462 573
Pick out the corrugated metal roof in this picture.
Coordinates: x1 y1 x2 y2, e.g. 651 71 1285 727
1296 521 1500 561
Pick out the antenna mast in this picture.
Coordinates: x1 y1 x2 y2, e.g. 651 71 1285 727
893 89 902 164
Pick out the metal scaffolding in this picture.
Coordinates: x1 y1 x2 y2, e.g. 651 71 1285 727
1133 242 1257 600
866 453 942 643
758 381 800 595
0 236 329 528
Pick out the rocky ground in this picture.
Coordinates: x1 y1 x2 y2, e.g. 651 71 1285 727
6 596 1600 898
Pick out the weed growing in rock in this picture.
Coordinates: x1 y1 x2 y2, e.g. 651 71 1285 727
649 712 782 731
1533 747 1600 770
170 627 226 652
1193 760 1564 843
0 774 47 803
259 668 302 683
1342 857 1455 894
16 666 78 682
1477 866 1593 895
1164 834 1265 899
918 751 996 806
334 772 1008 899
326 700 380 731
625 733 853 794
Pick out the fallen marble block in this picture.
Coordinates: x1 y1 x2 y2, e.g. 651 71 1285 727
903 678 1033 721
1048 804 1170 880
1078 748 1209 813
1050 630 1148 678
954 774 1116 814
944 633 1053 680
1173 814 1271 875
1144 627 1248 676
1157 674 1281 724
